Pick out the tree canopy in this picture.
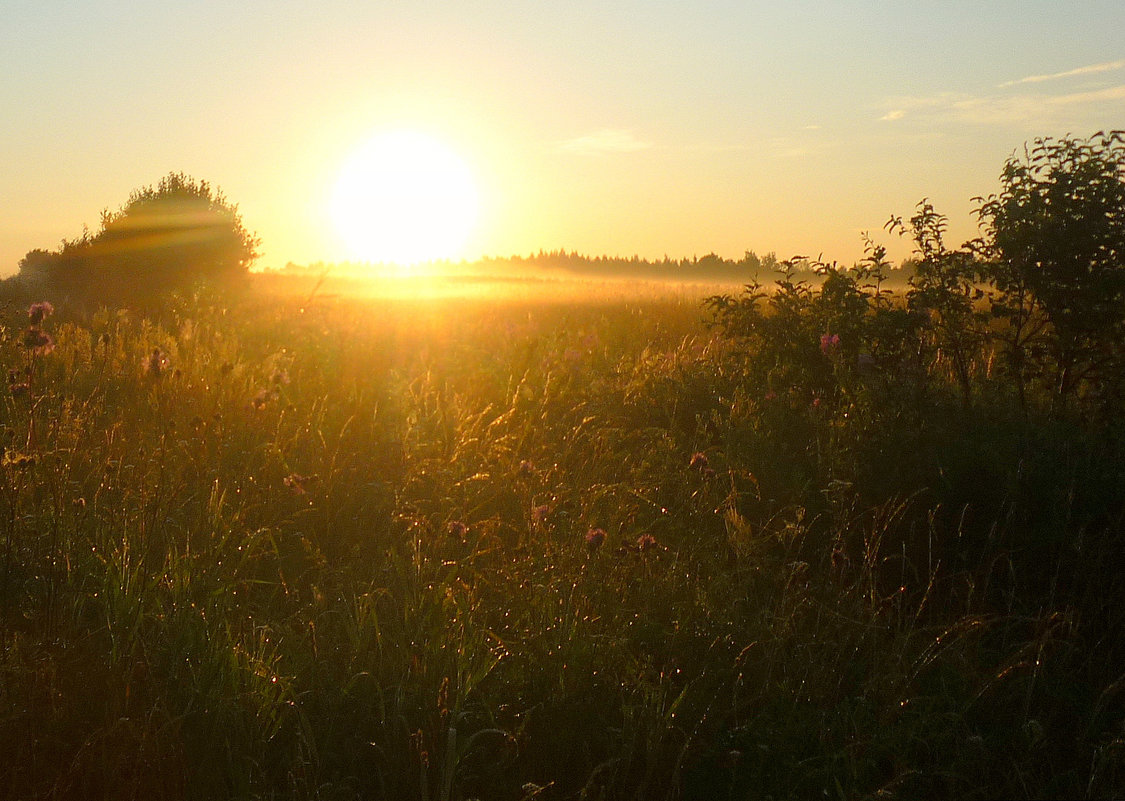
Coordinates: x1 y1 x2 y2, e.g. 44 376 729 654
18 172 259 301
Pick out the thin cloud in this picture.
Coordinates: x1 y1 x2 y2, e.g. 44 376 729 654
999 59 1125 88
879 83 1125 126
557 129 653 155
1048 84 1125 105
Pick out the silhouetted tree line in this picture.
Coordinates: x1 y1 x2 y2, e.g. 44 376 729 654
10 172 258 306
477 249 799 282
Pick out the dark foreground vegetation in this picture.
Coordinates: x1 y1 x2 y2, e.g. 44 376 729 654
2 133 1124 799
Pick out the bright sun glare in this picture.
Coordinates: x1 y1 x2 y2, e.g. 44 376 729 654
331 130 479 267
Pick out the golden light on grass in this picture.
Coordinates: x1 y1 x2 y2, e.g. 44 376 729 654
330 130 479 268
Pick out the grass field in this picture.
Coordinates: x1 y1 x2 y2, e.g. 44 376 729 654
1 274 1123 800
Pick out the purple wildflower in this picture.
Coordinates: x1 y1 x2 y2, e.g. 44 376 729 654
820 333 841 355
447 520 468 540
22 328 55 356
585 527 606 550
636 533 658 553
28 302 54 325
532 504 550 529
689 452 709 471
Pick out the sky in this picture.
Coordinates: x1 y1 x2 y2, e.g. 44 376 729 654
2 0 1124 275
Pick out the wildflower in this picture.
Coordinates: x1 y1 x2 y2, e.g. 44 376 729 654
689 452 709 471
764 390 777 401
811 396 821 408
636 533 658 552
447 520 468 540
819 333 840 355
531 504 550 529
143 348 169 378
22 327 55 356
283 473 318 495
585 527 606 550
27 301 54 325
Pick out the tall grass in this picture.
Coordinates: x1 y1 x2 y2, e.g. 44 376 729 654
0 280 1121 799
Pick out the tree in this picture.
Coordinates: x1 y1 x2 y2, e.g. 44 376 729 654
888 200 988 409
976 131 1125 410
18 172 259 300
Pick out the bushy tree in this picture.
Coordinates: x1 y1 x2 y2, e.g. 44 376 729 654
889 201 989 409
976 131 1125 410
18 172 259 301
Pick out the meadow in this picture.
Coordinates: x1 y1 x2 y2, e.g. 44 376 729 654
1 262 1123 800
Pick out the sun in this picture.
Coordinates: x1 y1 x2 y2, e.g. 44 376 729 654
330 130 479 266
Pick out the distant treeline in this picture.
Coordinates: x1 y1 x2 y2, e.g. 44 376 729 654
281 249 919 284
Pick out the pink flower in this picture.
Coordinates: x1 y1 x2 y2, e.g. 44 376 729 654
22 327 54 356
585 527 606 550
447 520 468 540
819 333 840 355
689 452 709 470
636 533 658 552
28 302 54 325
764 390 777 401
532 504 550 528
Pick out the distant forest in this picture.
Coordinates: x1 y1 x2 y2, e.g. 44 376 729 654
280 249 919 284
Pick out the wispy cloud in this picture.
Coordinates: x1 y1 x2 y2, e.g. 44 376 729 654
999 59 1125 88
557 129 653 155
879 83 1125 126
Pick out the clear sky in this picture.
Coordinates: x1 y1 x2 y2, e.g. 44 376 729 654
2 1 1123 275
